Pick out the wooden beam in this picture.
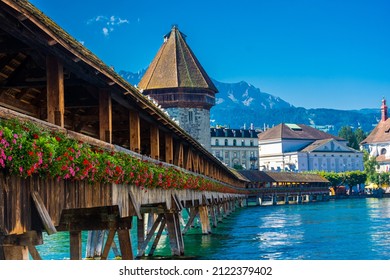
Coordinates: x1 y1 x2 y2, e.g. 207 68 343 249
70 231 82 260
182 207 199 235
99 89 112 143
28 244 42 260
164 212 184 256
56 206 132 231
148 218 166 256
129 110 140 152
101 229 116 260
199 206 211 234
46 55 64 127
150 125 159 160
137 214 164 257
117 229 134 260
165 133 173 164
31 191 57 235
174 142 184 167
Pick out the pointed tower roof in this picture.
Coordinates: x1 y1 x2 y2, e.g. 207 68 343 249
138 25 218 93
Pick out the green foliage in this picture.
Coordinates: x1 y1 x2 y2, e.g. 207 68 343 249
363 150 379 183
314 171 343 187
338 126 367 150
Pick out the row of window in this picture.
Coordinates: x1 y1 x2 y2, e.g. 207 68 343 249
214 139 255 146
215 151 257 159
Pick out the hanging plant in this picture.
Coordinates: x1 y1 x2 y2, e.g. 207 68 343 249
0 118 243 194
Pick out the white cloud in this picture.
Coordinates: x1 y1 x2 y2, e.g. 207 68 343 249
87 15 130 37
102 27 109 37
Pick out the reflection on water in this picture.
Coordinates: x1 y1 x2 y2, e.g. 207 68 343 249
36 198 390 260
367 198 390 256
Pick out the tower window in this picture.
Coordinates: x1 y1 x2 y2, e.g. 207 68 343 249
188 111 194 123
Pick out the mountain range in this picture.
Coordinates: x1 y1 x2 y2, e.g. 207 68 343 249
119 70 379 135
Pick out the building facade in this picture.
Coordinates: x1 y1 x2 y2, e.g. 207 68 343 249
138 25 217 151
258 123 364 172
361 98 390 172
210 127 260 170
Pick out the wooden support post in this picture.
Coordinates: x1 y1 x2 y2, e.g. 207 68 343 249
174 142 184 167
148 218 166 256
198 206 211 234
182 207 199 235
117 229 134 260
217 204 223 222
86 230 105 259
193 153 199 173
137 214 164 257
150 125 160 160
70 231 82 260
28 244 42 260
165 212 184 256
210 205 218 228
101 229 116 260
46 55 64 127
99 89 112 143
0 231 43 260
137 216 145 253
165 133 173 164
185 149 192 171
129 110 141 152
1 246 29 260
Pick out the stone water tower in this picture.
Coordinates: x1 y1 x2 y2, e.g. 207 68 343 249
138 25 218 151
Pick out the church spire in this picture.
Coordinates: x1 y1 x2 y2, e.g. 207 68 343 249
381 97 388 122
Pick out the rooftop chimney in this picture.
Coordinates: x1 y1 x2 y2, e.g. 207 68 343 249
381 97 388 122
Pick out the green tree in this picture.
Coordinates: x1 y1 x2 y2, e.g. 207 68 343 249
344 170 366 194
338 126 358 149
363 150 379 183
354 128 367 147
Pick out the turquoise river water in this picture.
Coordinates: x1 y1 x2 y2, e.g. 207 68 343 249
35 198 390 260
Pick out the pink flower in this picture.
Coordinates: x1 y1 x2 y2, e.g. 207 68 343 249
19 166 23 173
7 156 12 161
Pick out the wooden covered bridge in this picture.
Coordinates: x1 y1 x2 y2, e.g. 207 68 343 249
239 171 330 206
0 0 248 260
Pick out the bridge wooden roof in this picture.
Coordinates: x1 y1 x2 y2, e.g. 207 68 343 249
238 170 329 184
138 25 218 93
0 0 241 182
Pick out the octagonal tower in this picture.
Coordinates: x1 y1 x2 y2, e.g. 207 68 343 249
138 25 218 151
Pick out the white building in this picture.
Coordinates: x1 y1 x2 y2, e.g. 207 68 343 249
361 98 390 172
258 123 364 172
210 127 260 170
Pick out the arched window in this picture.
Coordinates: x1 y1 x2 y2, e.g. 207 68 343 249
215 139 219 146
381 148 387 155
233 139 237 146
225 139 228 146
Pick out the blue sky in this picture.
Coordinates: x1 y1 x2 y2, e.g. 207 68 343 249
29 0 390 110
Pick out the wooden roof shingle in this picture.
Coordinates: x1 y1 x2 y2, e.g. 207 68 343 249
238 170 329 183
138 25 218 93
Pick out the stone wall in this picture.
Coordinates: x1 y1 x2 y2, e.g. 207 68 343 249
166 107 211 151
